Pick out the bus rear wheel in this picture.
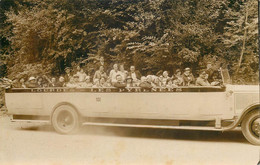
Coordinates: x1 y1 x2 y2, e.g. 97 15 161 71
52 105 79 134
241 110 260 145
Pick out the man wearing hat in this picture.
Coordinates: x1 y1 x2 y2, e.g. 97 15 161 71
196 70 210 86
182 68 195 86
26 76 38 88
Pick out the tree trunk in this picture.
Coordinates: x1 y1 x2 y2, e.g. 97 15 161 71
236 3 248 73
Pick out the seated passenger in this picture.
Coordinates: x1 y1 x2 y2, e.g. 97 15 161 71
49 77 58 87
173 69 183 86
37 76 44 87
119 64 128 81
26 77 38 88
126 76 133 87
76 67 87 82
210 72 222 86
56 76 66 87
99 77 107 87
11 78 20 88
66 75 79 88
19 77 27 88
113 75 126 88
64 67 73 82
139 76 153 90
93 65 107 83
166 78 178 88
127 66 141 86
105 78 112 87
182 68 195 86
109 64 121 85
152 76 161 88
161 71 170 87
81 76 93 88
195 70 210 86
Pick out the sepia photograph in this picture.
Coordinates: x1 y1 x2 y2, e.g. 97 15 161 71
0 0 259 164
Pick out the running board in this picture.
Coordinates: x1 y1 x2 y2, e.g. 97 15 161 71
82 122 228 131
11 119 51 127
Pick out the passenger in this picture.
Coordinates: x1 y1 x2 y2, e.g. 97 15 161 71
48 77 58 87
26 76 38 88
113 75 126 88
205 62 215 83
11 78 20 88
161 71 170 87
119 64 128 81
64 67 73 82
182 68 195 86
152 76 161 87
109 64 121 85
173 69 183 86
127 66 142 86
210 72 222 86
66 75 78 88
76 67 87 82
19 78 27 88
93 65 107 83
105 78 112 87
82 76 93 87
99 77 107 87
139 76 153 90
37 76 44 87
97 56 108 71
126 76 133 87
195 70 210 86
56 76 66 87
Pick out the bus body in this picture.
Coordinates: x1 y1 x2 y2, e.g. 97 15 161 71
5 84 260 145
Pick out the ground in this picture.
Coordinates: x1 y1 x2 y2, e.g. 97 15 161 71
0 115 259 165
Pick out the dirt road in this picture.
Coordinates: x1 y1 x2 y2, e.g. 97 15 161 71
0 115 259 165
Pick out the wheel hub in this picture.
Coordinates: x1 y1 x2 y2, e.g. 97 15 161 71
252 118 260 137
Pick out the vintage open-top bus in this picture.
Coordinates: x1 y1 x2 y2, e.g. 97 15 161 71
4 69 260 145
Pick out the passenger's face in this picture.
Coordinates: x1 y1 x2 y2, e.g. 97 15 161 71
100 78 105 83
85 79 90 83
80 69 84 73
185 70 190 75
114 65 118 71
65 69 70 74
77 66 80 71
116 75 122 81
19 78 24 83
51 78 56 83
163 72 168 77
130 66 135 72
100 57 104 62
100 66 104 71
207 64 212 69
59 77 64 82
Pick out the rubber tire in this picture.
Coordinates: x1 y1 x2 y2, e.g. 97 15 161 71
241 110 260 145
52 105 79 134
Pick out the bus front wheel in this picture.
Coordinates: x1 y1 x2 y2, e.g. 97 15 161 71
241 110 260 145
51 105 79 134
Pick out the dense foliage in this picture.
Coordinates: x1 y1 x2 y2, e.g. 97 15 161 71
0 0 258 84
